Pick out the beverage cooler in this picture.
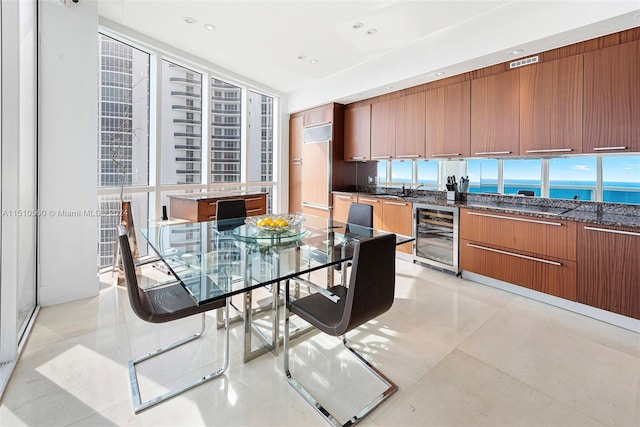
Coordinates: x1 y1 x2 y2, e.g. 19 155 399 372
413 203 459 273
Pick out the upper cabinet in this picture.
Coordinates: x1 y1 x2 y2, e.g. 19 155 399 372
471 69 520 157
370 98 397 160
303 105 332 127
519 55 583 155
395 92 426 159
583 39 640 154
344 105 371 161
425 81 471 158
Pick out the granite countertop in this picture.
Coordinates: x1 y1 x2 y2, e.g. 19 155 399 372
334 189 640 230
168 191 267 201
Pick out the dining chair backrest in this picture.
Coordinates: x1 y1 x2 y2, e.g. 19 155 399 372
216 199 247 221
347 203 373 228
336 233 396 335
118 225 217 324
118 225 156 322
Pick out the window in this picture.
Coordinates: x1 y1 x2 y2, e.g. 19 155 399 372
416 160 438 188
603 156 640 204
391 160 412 184
97 32 278 269
549 157 597 201
247 91 273 183
503 158 542 196
210 78 242 183
467 159 498 193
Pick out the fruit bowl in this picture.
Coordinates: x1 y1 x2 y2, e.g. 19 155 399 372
245 213 303 232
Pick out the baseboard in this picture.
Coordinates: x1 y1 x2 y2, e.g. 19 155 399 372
461 271 640 333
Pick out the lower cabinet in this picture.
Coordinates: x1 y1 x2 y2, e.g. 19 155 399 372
332 193 357 223
356 195 383 230
381 199 413 254
460 239 577 300
577 224 640 319
460 208 577 301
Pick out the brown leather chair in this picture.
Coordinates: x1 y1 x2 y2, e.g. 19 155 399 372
118 225 229 413
284 233 398 426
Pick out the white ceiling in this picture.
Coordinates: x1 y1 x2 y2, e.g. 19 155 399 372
97 1 640 112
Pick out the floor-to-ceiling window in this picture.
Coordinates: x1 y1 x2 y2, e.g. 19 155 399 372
0 0 38 390
96 31 278 269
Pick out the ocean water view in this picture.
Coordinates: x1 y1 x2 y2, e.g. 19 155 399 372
468 180 640 204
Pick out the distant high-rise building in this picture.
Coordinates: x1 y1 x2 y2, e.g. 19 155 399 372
97 35 273 268
210 79 242 183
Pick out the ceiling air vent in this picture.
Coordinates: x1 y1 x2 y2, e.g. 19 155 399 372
509 56 539 69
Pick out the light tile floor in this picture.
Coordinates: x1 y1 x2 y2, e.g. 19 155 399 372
1 260 639 426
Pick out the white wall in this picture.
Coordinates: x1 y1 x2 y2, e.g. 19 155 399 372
38 0 99 305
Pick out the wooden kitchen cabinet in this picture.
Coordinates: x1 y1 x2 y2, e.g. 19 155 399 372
382 199 412 254
583 39 640 154
289 115 304 213
344 105 371 161
332 193 357 223
289 103 356 219
471 69 520 157
303 104 332 127
370 98 396 160
395 92 425 159
460 209 577 260
519 55 583 155
459 208 577 301
577 224 640 319
356 195 383 230
460 238 576 300
425 81 471 158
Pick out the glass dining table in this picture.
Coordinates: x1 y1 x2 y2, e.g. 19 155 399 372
141 213 414 362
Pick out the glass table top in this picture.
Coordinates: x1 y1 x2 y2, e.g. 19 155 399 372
140 214 414 305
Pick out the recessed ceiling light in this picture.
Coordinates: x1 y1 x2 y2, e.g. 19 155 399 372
434 72 445 76
366 29 377 36
385 86 394 90
508 49 524 55
204 24 216 31
183 17 196 24
297 55 306 60
310 59 319 64
352 22 364 30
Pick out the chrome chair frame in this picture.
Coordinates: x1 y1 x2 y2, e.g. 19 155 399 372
283 234 398 427
118 225 230 413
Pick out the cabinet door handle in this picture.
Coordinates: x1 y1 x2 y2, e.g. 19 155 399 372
372 155 391 160
302 202 330 211
467 243 562 266
475 151 511 155
291 158 302 161
358 198 379 203
304 121 331 128
350 156 366 160
525 148 573 153
467 211 562 226
592 146 627 151
292 161 303 165
431 153 461 157
584 226 640 237
397 154 420 158
247 208 262 213
336 195 354 200
245 197 263 202
384 201 408 206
